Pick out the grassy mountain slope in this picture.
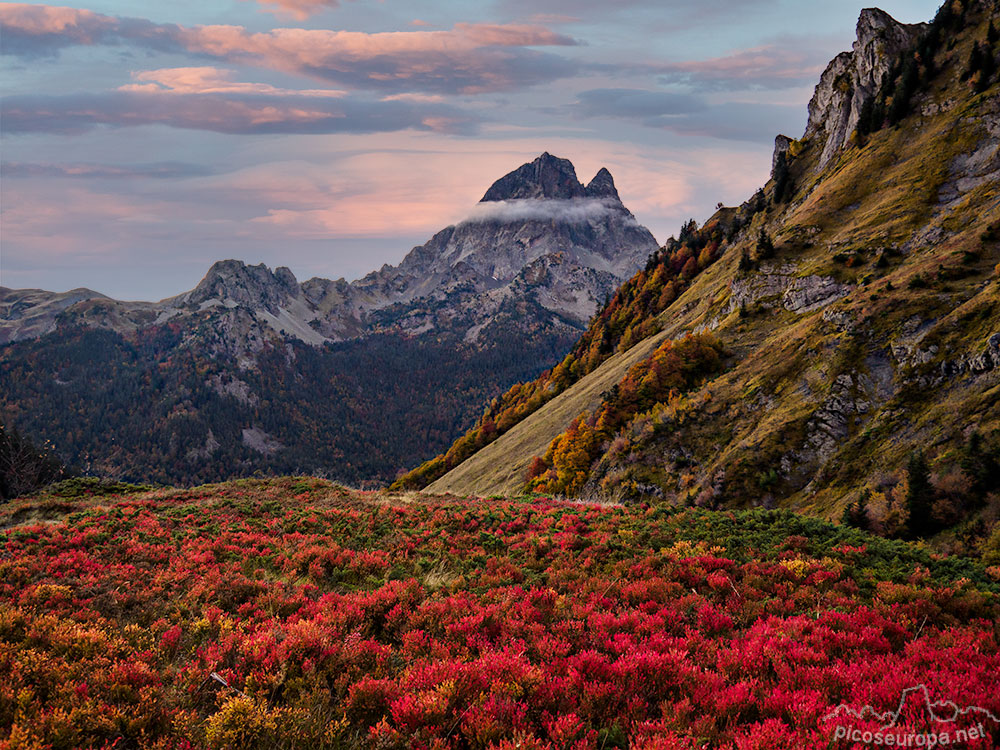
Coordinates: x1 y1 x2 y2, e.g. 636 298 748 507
421 1 1000 545
426 327 674 495
3 478 998 748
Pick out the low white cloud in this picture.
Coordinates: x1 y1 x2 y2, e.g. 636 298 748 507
461 197 631 225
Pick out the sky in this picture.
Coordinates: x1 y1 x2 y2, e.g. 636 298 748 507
1 0 942 300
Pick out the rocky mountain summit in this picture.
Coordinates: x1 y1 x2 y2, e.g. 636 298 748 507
779 8 929 168
481 153 619 202
1 154 656 353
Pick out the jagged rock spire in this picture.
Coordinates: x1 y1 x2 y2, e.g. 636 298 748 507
586 167 620 200
804 7 927 166
479 153 625 204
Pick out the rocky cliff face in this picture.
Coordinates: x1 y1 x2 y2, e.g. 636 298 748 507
166 260 299 314
1 154 657 354
802 8 927 167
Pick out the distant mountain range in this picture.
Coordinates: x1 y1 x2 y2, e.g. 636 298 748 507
0 154 658 485
2 153 655 350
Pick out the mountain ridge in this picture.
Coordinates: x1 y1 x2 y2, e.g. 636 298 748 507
1 154 656 350
404 1 1000 553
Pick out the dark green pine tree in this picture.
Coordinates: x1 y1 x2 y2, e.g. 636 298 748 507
755 228 775 260
856 96 876 137
888 57 919 125
964 42 985 82
960 430 1000 502
976 45 996 92
905 450 934 538
841 489 870 529
856 489 870 529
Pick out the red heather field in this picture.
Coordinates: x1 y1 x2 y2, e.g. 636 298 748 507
1 478 998 749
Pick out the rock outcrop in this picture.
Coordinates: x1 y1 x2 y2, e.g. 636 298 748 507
772 135 793 172
481 152 589 201
804 8 927 167
167 260 299 315
727 264 850 315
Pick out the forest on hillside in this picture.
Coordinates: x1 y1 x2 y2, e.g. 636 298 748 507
0 322 577 488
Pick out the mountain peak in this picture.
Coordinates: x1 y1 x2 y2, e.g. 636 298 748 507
805 6 926 166
585 167 620 200
857 7 903 33
180 259 300 312
480 153 588 202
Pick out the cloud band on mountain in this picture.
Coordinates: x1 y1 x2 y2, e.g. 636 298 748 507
461 198 632 225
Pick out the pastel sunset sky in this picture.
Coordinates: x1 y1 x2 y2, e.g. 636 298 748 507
2 0 941 299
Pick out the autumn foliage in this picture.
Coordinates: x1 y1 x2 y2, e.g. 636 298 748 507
2 479 998 749
527 333 726 496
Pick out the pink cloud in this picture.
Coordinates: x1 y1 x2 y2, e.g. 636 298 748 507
0 5 578 93
3 88 479 135
173 23 577 93
173 23 573 62
0 4 177 56
119 67 346 97
248 0 341 21
0 3 114 38
380 93 446 103
451 23 578 47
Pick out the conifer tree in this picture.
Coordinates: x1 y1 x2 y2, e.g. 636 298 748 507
755 228 775 260
960 430 1000 500
906 451 934 538
842 490 871 529
888 57 919 124
976 45 996 92
964 42 984 81
856 96 876 136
